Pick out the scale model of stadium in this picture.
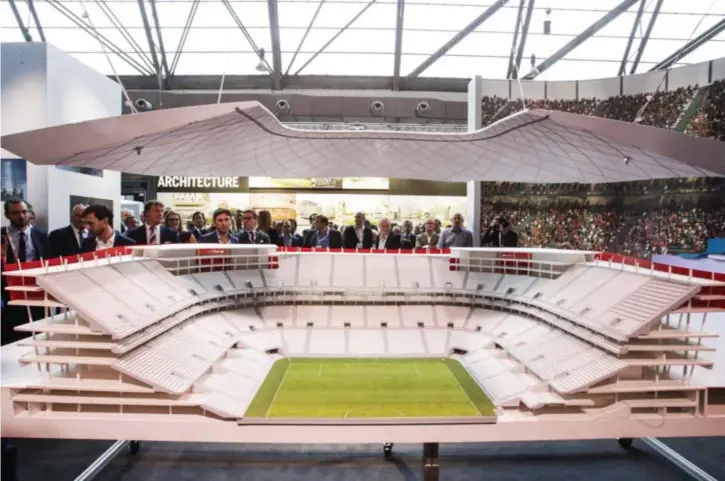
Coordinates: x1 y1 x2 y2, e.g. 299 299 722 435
2 245 724 444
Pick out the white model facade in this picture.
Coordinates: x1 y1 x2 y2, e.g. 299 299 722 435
2 245 724 443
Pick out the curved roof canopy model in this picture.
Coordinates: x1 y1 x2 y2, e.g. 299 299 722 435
1 102 723 183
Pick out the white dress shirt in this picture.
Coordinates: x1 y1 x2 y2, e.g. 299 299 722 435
96 231 116 250
146 224 160 245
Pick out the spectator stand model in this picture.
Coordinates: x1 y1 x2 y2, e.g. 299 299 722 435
2 245 724 481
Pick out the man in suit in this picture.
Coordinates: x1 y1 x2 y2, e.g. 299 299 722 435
238 209 271 244
481 216 519 248
1 198 52 345
374 218 401 249
49 204 89 257
437 213 473 248
343 212 374 248
2 199 51 265
81 204 136 251
277 220 301 247
127 200 179 245
400 220 417 248
199 208 239 244
416 218 440 248
303 215 343 248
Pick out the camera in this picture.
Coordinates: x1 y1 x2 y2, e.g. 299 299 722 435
276 99 290 112
134 98 153 111
371 100 384 113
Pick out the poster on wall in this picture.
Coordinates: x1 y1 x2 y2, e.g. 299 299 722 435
70 195 114 212
1 159 28 201
248 177 390 190
57 166 103 178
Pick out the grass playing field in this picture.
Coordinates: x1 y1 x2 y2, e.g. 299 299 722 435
245 358 495 418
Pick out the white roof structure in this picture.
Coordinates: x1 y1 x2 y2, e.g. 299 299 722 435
2 102 724 183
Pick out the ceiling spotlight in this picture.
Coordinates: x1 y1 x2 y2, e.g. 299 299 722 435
623 156 631 165
255 48 271 73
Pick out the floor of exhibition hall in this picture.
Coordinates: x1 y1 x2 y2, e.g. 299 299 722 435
12 437 725 481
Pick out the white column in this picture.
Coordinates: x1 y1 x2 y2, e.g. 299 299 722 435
466 76 483 246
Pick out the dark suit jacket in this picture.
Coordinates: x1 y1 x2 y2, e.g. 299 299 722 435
49 225 87 258
127 225 180 245
238 230 271 245
276 234 301 247
1 226 51 263
401 232 416 249
343 225 374 248
189 226 208 240
482 228 519 248
303 229 343 248
1 226 51 344
199 231 240 244
81 231 136 252
375 233 402 249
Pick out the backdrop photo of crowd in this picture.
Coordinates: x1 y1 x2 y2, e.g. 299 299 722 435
481 80 725 139
480 177 725 259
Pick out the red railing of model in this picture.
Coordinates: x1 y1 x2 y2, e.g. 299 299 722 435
1 247 133 302
594 252 725 310
275 247 452 254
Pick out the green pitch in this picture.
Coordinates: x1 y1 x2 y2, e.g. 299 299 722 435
245 358 495 418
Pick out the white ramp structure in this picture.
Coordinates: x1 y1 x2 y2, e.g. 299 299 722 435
2 244 724 445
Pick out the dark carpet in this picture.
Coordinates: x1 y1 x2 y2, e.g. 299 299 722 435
11 437 725 481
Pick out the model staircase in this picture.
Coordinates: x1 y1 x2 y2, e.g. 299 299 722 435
344 330 351 355
420 330 431 355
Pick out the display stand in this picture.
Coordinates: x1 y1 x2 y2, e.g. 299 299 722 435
72 438 719 481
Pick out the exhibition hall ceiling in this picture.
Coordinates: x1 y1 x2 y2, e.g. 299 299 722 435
1 0 724 82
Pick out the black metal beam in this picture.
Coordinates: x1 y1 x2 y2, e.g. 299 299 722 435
95 0 156 74
650 18 725 71
523 0 638 80
618 0 645 76
629 0 662 74
268 0 282 89
408 0 509 78
221 0 271 72
26 0 45 41
149 0 171 88
137 0 162 81
170 0 200 75
8 0 32 42
392 0 405 90
46 0 154 75
512 0 534 80
506 0 526 79
294 0 376 76
285 0 324 77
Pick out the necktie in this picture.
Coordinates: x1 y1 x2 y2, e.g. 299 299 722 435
18 231 27 262
149 227 157 245
77 229 84 248
250 231 255 243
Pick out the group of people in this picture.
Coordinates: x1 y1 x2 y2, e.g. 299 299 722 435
481 81 725 137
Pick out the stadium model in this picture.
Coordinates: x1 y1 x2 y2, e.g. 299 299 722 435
2 244 724 473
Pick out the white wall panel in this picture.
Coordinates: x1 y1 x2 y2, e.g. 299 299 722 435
711 58 725 82
480 79 509 99
668 62 709 90
545 81 576 100
578 77 621 99
0 43 122 231
518 80 546 100
623 71 666 95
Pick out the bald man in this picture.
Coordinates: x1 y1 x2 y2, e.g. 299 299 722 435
49 204 90 257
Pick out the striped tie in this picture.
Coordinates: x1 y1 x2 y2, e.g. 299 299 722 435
149 227 157 245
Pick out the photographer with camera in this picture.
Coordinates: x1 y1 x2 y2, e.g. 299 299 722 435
481 216 519 248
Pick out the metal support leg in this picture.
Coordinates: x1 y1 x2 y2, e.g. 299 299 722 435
641 438 719 481
73 440 130 481
422 442 439 481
